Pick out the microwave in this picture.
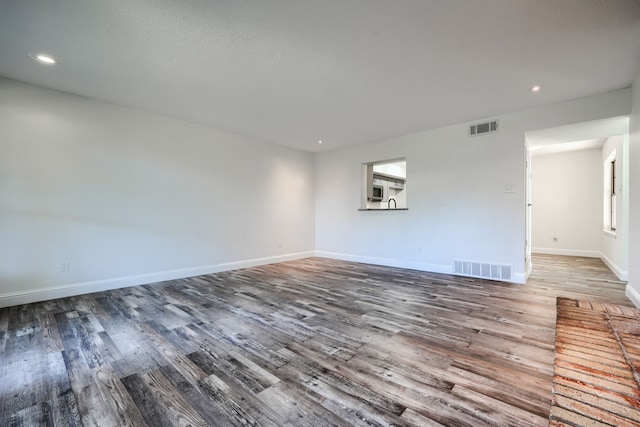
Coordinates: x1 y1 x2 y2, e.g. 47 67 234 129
370 184 384 201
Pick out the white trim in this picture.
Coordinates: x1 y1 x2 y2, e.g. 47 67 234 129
532 247 601 258
602 229 617 238
512 273 527 285
314 251 452 274
314 251 526 284
600 252 628 281
626 285 640 310
0 251 314 308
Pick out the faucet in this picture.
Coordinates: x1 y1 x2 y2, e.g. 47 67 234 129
388 198 396 209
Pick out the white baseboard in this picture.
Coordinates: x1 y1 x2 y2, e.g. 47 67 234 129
314 251 527 284
511 273 527 285
0 251 314 308
532 247 601 258
314 251 452 275
600 252 628 281
525 256 533 280
626 284 640 310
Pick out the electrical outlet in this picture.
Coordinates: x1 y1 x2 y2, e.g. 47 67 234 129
503 184 514 193
60 260 69 272
553 236 558 242
418 247 422 254
278 242 282 249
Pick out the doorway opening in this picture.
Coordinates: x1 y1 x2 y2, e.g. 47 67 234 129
524 117 629 282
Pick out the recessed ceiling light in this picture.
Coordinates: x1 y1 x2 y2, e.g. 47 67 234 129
318 140 323 144
531 85 541 93
29 52 59 65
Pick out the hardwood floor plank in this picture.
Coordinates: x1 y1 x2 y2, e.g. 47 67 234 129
551 299 640 426
441 365 551 418
400 407 448 426
552 383 640 423
270 355 412 426
157 364 237 427
552 393 638 426
0 306 12 354
450 384 548 426
136 322 206 383
140 369 209 427
0 254 635 426
93 367 149 427
255 381 342 427
121 373 174 427
198 372 280 427
40 311 64 353
61 348 115 427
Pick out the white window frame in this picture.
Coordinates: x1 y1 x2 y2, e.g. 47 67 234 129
603 151 617 234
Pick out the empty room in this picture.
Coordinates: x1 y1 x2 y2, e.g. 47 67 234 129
2 1 640 426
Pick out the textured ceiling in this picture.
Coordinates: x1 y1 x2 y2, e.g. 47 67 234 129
1 0 639 152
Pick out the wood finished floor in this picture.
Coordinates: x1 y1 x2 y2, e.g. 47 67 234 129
551 298 640 426
0 254 633 426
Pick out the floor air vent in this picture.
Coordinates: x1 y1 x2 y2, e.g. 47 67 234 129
453 260 512 282
469 120 498 136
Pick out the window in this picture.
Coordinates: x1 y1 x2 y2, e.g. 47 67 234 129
610 158 616 231
603 152 616 232
360 158 407 210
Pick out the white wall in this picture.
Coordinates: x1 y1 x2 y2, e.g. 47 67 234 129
600 135 629 280
0 78 315 307
628 70 640 308
1 77 635 307
315 89 631 283
531 149 602 258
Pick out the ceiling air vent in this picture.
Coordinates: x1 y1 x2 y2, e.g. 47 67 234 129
469 120 498 137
